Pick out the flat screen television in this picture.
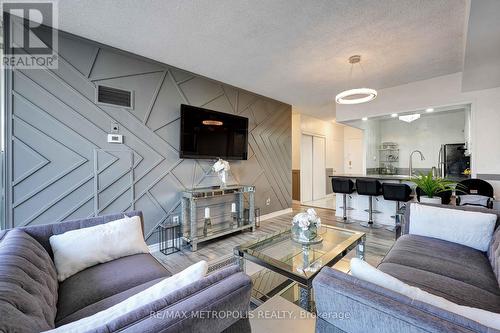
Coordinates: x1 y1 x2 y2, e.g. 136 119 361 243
180 104 248 160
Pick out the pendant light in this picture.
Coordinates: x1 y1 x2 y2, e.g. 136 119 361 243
335 55 377 105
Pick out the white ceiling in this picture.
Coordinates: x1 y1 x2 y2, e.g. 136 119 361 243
56 0 468 120
462 0 500 92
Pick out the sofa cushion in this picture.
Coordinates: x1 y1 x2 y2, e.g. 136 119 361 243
379 234 500 312
49 261 207 333
56 277 165 326
403 203 500 236
351 258 500 330
408 203 497 251
21 211 144 258
56 253 170 324
0 229 59 332
50 215 150 281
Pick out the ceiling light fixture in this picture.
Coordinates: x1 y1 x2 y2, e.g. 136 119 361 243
361 117 368 121
335 55 377 105
398 114 421 123
391 113 398 118
425 108 434 113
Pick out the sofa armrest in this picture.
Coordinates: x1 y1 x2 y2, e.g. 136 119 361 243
312 267 497 333
94 265 252 333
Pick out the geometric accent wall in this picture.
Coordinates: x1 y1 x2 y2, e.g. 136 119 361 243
4 24 291 242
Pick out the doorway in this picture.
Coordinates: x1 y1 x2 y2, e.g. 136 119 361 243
301 134 331 208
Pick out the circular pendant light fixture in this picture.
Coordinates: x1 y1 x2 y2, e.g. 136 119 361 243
335 55 377 105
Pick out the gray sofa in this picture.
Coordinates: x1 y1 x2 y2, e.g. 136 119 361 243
313 204 500 333
0 211 252 333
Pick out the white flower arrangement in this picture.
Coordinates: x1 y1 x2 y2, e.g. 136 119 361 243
292 208 321 230
212 158 230 173
212 158 230 186
291 208 321 242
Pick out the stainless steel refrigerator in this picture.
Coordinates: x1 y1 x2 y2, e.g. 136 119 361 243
438 143 470 179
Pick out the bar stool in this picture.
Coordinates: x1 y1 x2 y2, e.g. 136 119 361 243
382 183 413 232
356 179 383 228
332 178 355 224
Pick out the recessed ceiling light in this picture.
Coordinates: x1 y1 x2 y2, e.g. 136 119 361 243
399 114 421 123
361 117 368 121
425 108 434 113
391 113 398 118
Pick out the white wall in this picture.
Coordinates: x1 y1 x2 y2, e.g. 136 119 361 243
343 126 364 174
294 110 345 173
378 111 465 169
363 120 381 169
336 72 500 195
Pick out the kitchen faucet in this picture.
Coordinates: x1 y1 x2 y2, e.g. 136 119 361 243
409 150 425 176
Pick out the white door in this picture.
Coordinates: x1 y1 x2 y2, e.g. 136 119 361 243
300 135 313 202
312 136 326 200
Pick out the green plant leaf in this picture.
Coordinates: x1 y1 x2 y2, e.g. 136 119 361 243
410 171 458 197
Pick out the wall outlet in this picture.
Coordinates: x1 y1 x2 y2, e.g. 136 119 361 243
172 216 179 223
111 122 119 133
266 197 271 206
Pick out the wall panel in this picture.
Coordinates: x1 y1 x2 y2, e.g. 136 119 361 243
4 24 292 242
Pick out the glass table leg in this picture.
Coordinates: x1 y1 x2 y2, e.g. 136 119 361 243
356 236 366 260
299 285 312 311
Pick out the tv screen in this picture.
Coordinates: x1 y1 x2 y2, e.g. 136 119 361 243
180 104 248 160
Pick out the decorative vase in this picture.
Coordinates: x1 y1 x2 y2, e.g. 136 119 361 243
218 170 227 188
420 196 442 204
292 224 318 241
291 209 323 245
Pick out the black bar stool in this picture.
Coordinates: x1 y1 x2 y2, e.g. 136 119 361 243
356 179 383 229
332 178 355 224
382 183 413 232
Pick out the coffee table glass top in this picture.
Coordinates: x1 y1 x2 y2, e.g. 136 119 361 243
235 225 365 282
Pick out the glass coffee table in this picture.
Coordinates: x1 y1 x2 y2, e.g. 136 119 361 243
234 225 366 311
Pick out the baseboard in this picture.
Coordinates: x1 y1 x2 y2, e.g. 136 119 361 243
260 207 293 221
148 242 160 253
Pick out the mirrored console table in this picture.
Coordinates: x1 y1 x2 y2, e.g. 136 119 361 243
181 185 255 251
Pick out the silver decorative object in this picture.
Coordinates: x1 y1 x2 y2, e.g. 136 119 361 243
291 208 323 245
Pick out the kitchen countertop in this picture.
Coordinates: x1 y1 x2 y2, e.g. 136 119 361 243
328 173 412 181
329 173 467 182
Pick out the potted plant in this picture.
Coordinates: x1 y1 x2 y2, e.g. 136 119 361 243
410 171 458 204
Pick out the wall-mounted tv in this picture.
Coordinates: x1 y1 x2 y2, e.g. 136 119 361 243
180 104 248 160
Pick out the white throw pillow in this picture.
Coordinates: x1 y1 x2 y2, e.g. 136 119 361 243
43 261 208 333
350 258 500 330
409 203 496 251
50 215 150 281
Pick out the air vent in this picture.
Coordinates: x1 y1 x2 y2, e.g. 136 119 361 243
96 85 133 109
